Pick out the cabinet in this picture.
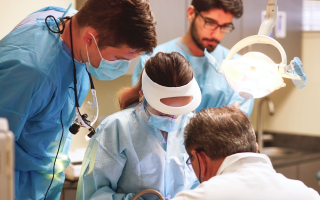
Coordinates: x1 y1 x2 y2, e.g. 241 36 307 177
299 160 320 194
60 181 78 200
274 158 320 194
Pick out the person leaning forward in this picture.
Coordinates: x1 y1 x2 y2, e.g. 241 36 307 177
172 106 320 200
0 1 156 199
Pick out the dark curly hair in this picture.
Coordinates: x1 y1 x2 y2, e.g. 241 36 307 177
192 0 243 18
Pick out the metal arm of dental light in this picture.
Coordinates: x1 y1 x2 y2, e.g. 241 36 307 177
211 0 308 99
258 0 278 36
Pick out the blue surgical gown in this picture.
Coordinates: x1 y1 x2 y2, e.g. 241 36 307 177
76 103 199 200
132 38 254 117
0 6 89 200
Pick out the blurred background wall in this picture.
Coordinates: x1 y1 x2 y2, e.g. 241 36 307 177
0 0 76 39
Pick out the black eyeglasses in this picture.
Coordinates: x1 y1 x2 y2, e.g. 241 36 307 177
186 147 205 171
195 10 234 34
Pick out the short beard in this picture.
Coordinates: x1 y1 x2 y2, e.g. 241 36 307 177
190 19 220 53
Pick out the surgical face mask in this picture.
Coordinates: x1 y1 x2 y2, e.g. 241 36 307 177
85 33 130 80
143 100 187 132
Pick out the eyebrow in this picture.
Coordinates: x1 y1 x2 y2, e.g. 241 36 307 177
115 56 130 60
203 17 233 26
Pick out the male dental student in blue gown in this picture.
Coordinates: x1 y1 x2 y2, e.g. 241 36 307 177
132 0 254 116
0 0 156 199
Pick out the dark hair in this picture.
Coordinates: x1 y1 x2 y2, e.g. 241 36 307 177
117 52 194 110
184 106 257 160
75 0 157 54
191 0 243 18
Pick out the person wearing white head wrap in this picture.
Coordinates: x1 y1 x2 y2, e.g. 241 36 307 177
77 52 201 200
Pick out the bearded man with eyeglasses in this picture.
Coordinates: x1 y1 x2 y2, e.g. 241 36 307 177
132 0 254 117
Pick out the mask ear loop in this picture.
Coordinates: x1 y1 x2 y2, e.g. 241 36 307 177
86 45 91 65
89 33 103 59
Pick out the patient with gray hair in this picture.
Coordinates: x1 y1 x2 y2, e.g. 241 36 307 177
171 106 320 200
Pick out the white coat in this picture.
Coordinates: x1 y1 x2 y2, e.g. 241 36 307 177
172 153 320 200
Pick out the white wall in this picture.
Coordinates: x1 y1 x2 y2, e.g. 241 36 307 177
0 0 76 39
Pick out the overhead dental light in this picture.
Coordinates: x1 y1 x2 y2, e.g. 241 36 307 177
205 0 307 99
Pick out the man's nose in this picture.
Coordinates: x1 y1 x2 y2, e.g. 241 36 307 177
210 27 225 40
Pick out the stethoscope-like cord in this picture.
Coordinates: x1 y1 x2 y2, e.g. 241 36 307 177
43 15 95 199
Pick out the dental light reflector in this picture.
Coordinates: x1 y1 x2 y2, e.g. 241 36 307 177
204 0 307 99
205 35 307 99
221 52 284 99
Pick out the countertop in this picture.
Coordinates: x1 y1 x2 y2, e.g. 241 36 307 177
263 132 320 169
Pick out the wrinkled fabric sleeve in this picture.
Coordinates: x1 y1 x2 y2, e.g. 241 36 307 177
77 121 141 200
0 59 48 140
90 145 136 200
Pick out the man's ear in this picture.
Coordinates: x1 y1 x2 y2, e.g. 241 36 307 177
256 142 260 153
197 151 208 177
83 33 93 47
83 28 98 47
186 5 196 23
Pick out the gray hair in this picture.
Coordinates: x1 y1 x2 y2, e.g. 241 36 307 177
184 106 257 160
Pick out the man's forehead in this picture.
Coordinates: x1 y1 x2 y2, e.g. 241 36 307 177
118 45 142 54
200 8 234 23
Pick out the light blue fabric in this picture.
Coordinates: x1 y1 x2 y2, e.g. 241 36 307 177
148 111 187 133
144 100 188 133
86 34 131 80
0 6 89 200
76 103 199 200
132 38 254 117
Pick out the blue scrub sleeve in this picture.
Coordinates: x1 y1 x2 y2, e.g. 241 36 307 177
0 60 51 140
90 145 139 200
78 133 141 200
227 92 254 118
131 54 149 86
